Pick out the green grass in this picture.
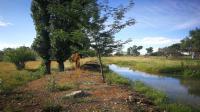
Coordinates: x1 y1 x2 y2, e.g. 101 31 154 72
46 76 75 92
104 56 200 78
105 70 200 112
105 71 131 86
0 61 44 94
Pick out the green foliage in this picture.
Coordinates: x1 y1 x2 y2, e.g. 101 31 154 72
190 28 200 51
0 50 3 61
88 0 135 82
159 28 200 59
31 0 51 74
183 69 200 78
146 47 153 55
127 45 143 56
3 46 36 70
79 49 96 57
106 71 131 86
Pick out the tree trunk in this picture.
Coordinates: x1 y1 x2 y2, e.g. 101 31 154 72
44 60 51 74
97 53 105 83
58 61 64 72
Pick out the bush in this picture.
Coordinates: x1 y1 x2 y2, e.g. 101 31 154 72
0 50 3 61
3 46 37 70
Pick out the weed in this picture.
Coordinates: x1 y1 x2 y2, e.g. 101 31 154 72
46 76 75 92
43 99 62 112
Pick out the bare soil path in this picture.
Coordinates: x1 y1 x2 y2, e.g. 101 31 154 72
0 68 160 112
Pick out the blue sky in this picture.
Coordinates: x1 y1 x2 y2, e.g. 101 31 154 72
0 0 200 54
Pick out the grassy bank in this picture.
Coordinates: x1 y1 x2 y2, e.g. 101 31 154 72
104 56 200 78
0 61 44 94
105 70 200 112
0 58 95 94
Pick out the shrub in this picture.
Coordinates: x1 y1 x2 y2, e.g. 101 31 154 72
3 46 37 70
43 99 62 112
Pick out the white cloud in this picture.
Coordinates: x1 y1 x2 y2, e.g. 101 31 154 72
141 37 180 45
0 41 31 50
123 37 181 55
0 20 12 27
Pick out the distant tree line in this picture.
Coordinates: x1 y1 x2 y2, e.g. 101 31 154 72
155 28 200 59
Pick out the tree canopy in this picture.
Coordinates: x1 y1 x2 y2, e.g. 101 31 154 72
127 45 143 56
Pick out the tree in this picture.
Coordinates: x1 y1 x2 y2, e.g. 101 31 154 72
180 37 192 54
128 45 143 56
32 0 93 72
87 0 135 82
3 47 36 70
159 43 181 57
31 0 51 74
115 46 124 56
189 28 200 59
48 0 93 71
127 47 131 55
0 50 3 61
146 47 153 55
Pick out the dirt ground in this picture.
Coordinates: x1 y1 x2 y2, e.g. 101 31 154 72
0 66 160 112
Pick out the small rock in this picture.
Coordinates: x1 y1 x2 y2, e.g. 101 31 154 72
128 95 133 102
65 90 90 98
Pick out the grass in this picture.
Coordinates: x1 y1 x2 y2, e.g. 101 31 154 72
0 57 93 94
46 75 75 92
103 56 200 78
0 62 44 94
105 69 200 112
43 99 62 112
105 71 131 86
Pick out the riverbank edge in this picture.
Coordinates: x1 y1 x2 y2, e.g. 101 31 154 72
106 68 200 112
106 60 200 78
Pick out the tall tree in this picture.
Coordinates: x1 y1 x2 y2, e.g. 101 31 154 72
189 28 200 59
31 0 51 74
146 47 153 55
48 0 94 71
180 37 192 54
127 47 131 55
128 45 143 56
87 0 135 82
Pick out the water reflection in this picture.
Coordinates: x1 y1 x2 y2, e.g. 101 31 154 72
109 64 200 108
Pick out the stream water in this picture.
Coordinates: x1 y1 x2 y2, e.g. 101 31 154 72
108 64 200 108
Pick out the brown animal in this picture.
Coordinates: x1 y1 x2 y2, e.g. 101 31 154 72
70 52 81 68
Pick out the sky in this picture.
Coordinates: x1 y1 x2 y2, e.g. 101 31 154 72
0 0 200 54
